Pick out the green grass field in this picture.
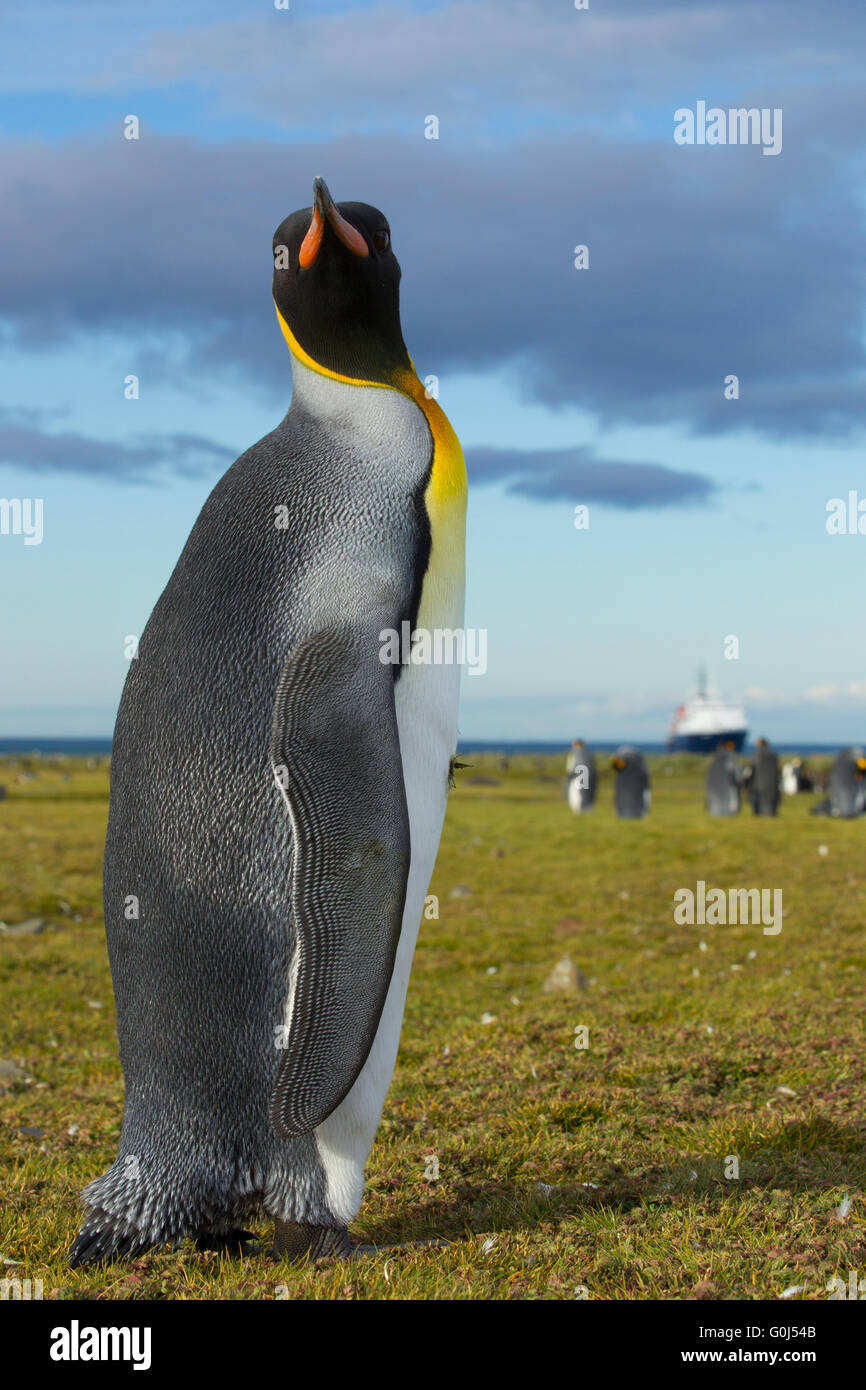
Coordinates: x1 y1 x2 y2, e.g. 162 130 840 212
1 751 864 1300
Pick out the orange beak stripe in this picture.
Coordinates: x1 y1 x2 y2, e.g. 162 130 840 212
299 202 369 268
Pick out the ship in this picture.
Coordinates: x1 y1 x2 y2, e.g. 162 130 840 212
666 668 748 753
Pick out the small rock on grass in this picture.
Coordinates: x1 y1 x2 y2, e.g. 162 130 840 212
0 918 48 937
0 1059 32 1086
543 956 588 993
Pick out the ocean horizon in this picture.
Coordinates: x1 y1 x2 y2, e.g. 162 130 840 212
0 736 856 758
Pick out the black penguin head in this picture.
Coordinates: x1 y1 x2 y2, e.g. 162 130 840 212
272 177 412 385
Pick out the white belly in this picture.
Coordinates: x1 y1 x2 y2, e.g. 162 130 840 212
272 353 466 1222
313 594 463 1222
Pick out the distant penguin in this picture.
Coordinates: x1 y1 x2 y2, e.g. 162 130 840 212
69 178 467 1267
611 746 651 819
748 739 780 816
706 744 741 817
781 756 812 795
781 760 799 796
811 747 866 818
796 760 815 793
566 738 597 813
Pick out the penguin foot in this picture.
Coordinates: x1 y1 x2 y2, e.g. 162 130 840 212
270 1220 352 1262
68 1225 152 1269
194 1227 259 1254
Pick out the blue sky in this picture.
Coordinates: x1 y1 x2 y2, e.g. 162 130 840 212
1 0 865 744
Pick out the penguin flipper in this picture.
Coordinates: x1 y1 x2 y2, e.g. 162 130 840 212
269 621 411 1138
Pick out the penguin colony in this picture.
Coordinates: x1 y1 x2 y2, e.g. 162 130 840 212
71 179 467 1266
565 739 866 820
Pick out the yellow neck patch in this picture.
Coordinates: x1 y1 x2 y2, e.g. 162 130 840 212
274 304 467 510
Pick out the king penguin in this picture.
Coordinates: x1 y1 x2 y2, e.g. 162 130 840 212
811 747 866 818
706 743 741 817
566 738 597 813
69 178 467 1266
747 738 780 817
611 747 651 819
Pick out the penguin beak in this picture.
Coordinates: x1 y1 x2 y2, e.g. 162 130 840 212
298 176 369 268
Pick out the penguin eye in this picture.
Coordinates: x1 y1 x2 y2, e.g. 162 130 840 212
373 228 390 252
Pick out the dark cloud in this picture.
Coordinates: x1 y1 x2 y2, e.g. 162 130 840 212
467 446 717 508
0 414 235 481
0 69 864 441
81 1 866 133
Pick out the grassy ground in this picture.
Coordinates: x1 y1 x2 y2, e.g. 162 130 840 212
1 750 864 1300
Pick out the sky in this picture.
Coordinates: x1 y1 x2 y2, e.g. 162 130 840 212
1 0 865 745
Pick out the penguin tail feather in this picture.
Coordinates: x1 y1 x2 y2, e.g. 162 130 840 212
69 1163 183 1267
69 1155 265 1267
68 1216 155 1268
